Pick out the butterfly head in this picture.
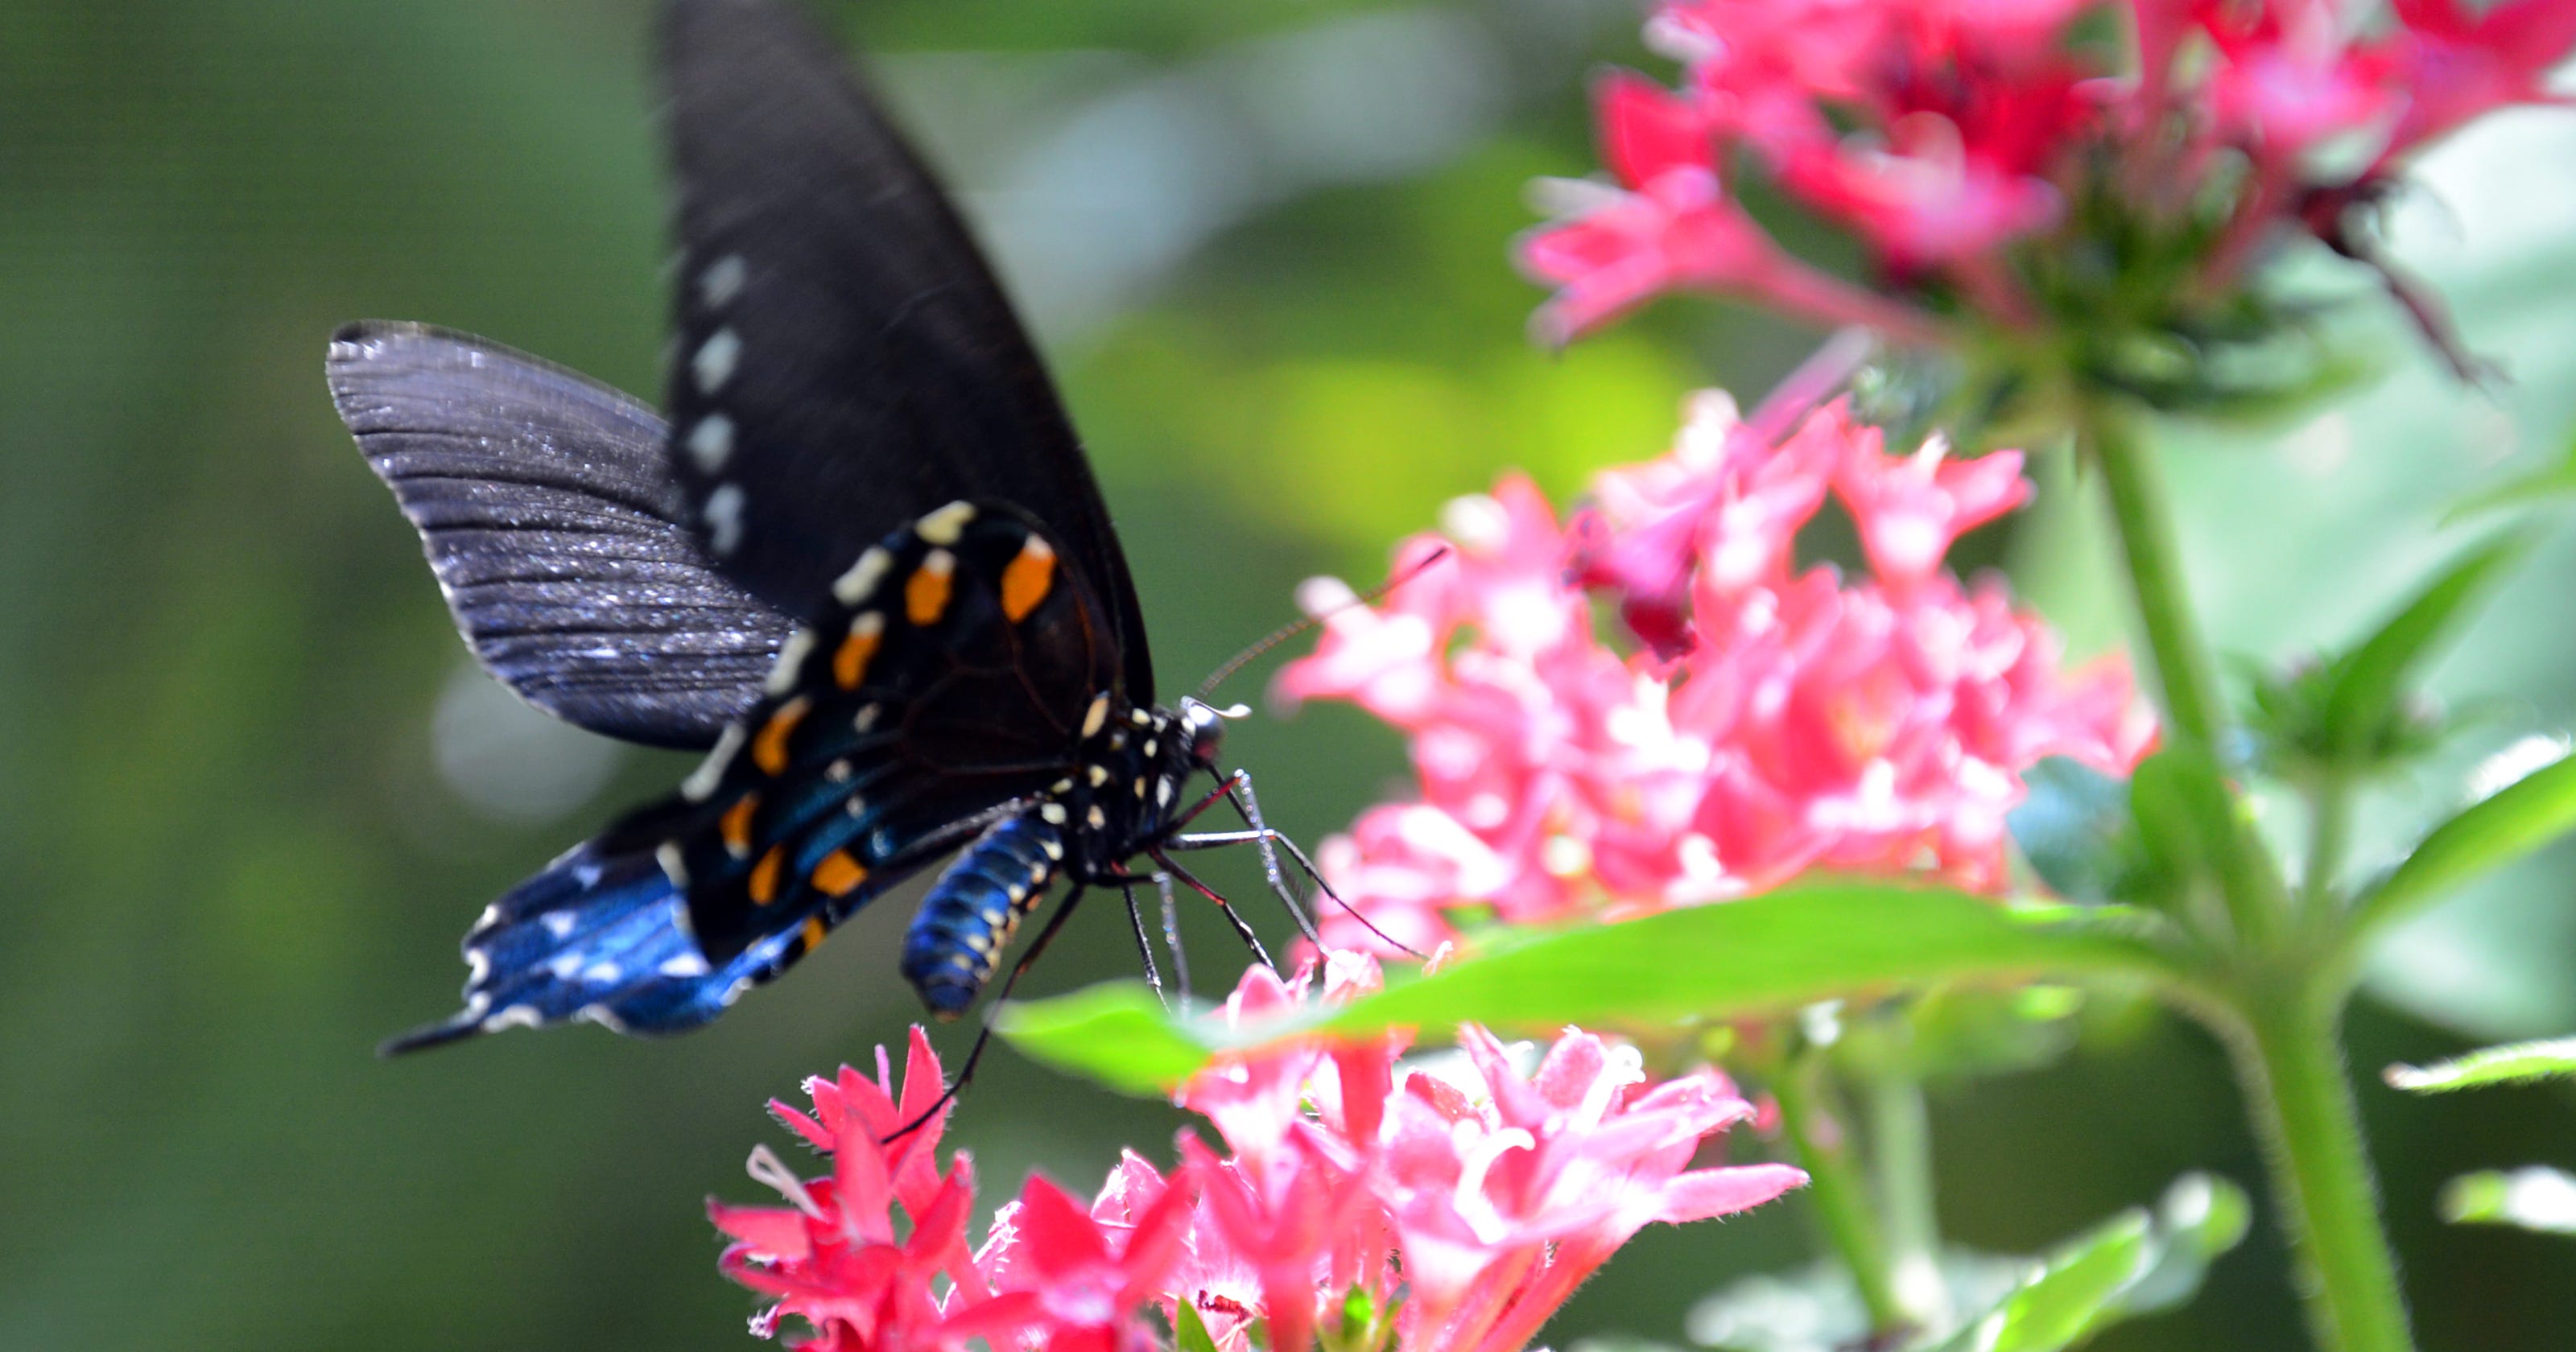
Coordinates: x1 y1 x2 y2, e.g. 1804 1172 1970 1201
1177 697 1247 771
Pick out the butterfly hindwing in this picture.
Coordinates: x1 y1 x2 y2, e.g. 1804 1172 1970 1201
668 500 1117 965
328 320 795 748
655 0 1154 703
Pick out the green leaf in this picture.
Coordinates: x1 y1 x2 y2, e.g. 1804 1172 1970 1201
1946 1215 2149 1352
1311 884 2182 1045
990 982 1218 1095
2384 1037 2576 1092
999 884 2187 1095
2438 1168 2576 1235
1686 1253 2030 1352
2444 423 2576 523
2350 748 2576 945
1174 1300 1224 1352
2318 531 2536 760
2008 757 2142 903
1929 1174 2251 1352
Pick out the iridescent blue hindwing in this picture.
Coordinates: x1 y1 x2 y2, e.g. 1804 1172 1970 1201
382 501 1117 1049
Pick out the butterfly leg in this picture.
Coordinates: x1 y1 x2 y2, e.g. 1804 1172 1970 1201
1157 869 1192 1002
1167 777 1424 959
1174 808 1432 953
1146 849 1277 973
886 884 1092 1144
1158 769 1325 948
1117 876 1168 1011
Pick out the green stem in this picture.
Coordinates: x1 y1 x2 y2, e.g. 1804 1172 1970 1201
2080 402 2290 946
1772 1055 1908 1338
2083 394 2406 1349
2223 981 2415 1352
2301 771 2355 927
2079 404 2230 751
1865 1071 1950 1334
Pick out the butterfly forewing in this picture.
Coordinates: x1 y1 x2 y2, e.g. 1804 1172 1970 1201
665 502 1117 966
328 321 794 748
656 0 1154 705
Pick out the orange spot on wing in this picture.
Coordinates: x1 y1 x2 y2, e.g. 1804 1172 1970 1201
801 915 829 954
906 556 954 625
833 624 881 690
719 793 760 857
749 845 785 905
1001 535 1057 622
752 695 811 775
812 850 869 897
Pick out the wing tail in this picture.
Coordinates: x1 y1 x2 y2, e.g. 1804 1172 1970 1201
381 842 791 1054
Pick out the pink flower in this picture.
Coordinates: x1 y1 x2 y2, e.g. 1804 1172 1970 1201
1524 0 2576 374
709 1031 985 1352
2200 0 2401 161
1280 394 2149 941
1516 72 1945 345
960 1174 1191 1352
715 963 1792 1352
2380 0 2576 161
1831 420 2030 588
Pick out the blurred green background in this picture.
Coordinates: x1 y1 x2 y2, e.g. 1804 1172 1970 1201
3 1 2572 1348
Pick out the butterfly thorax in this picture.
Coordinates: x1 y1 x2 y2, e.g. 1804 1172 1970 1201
1040 693 1224 878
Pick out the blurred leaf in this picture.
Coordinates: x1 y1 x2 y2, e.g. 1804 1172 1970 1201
2008 758 2144 904
1002 885 2187 1094
2318 530 2535 759
1686 1252 2029 1352
1686 1177 2246 1352
2385 1037 2576 1092
992 983 1214 1095
1928 1174 2250 1352
2438 1167 2576 1235
1843 987 2083 1085
1175 1299 1223 1352
1930 1214 2149 1352
2351 748 2576 943
2444 422 2576 523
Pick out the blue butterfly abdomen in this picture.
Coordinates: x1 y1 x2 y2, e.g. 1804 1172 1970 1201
899 812 1063 1016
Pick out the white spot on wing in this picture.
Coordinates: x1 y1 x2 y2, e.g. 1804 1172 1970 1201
832 546 894 605
543 913 577 939
580 1003 629 1033
658 952 710 979
699 254 747 307
705 484 746 555
764 628 817 695
1039 802 1067 826
580 961 624 984
656 841 692 888
682 723 745 802
686 414 734 472
915 500 976 545
692 328 741 394
482 1004 544 1033
1082 694 1110 739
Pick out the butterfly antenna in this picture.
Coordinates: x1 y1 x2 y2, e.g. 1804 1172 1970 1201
1194 547 1453 702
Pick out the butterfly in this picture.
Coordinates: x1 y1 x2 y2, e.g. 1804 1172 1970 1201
332 0 1325 1055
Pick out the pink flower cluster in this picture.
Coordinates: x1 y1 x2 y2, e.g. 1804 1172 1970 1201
1277 394 2150 955
1518 0 2576 344
712 957 1803 1352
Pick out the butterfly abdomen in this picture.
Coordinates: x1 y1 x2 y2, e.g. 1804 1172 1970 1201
900 812 1063 1016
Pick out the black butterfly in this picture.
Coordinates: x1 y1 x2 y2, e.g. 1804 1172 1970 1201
332 0 1323 1053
